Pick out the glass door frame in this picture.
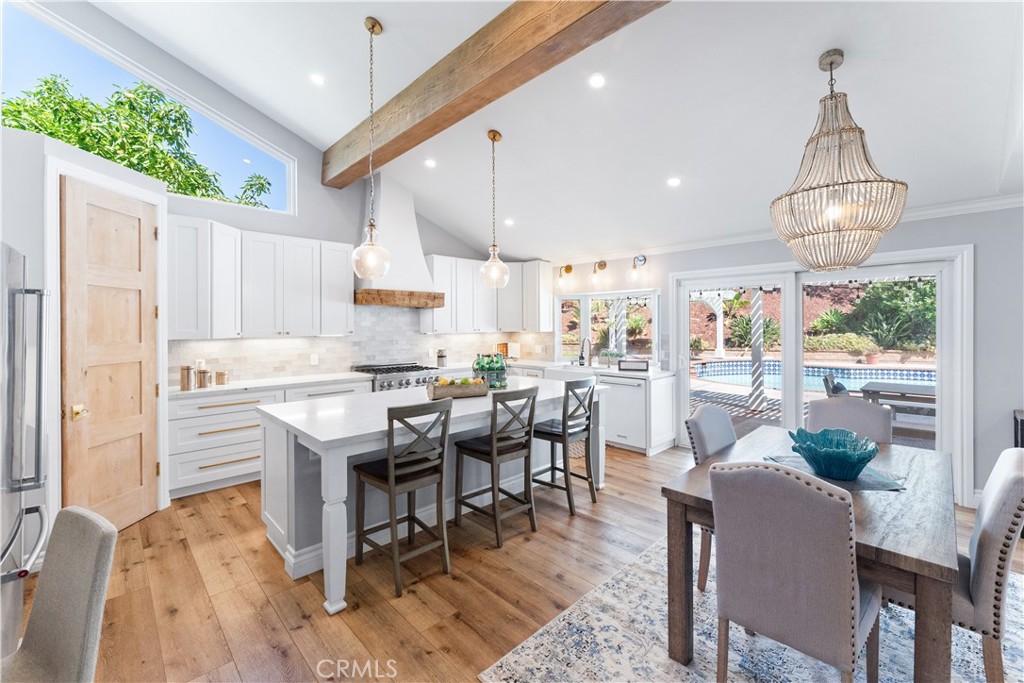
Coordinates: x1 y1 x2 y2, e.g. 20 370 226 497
669 244 973 504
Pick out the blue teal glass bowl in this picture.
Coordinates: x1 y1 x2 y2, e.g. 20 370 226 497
788 428 879 481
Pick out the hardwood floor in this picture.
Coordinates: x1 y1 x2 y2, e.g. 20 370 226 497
21 446 1023 682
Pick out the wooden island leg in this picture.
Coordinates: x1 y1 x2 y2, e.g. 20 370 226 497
321 449 350 614
667 500 694 663
914 575 953 680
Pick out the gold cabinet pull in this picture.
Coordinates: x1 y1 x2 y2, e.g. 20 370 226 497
305 389 356 398
197 424 260 436
197 455 260 470
197 399 262 410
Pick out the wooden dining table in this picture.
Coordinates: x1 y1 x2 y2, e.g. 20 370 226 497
661 425 958 681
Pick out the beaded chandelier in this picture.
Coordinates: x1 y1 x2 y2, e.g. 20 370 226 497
771 49 908 272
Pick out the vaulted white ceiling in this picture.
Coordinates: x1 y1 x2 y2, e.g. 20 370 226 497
94 2 1022 262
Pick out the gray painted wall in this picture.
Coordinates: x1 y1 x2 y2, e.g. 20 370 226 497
556 208 1024 488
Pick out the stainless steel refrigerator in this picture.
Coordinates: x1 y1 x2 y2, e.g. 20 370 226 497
1 243 49 657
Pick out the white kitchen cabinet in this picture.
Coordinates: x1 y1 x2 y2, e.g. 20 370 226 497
241 231 284 337
168 214 211 340
283 382 370 401
523 260 553 332
455 258 475 332
282 237 321 337
420 255 456 334
210 222 242 338
320 241 355 336
497 262 524 331
473 265 497 333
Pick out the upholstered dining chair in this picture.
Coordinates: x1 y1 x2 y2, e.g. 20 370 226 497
1 507 117 683
354 398 453 597
807 395 893 444
884 447 1024 682
684 405 736 592
709 462 881 683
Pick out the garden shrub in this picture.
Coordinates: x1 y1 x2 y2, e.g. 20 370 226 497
803 333 879 354
808 308 848 335
727 315 780 349
845 280 936 348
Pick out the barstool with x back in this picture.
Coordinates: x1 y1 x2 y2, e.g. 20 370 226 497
454 386 539 548
353 398 453 597
531 376 598 515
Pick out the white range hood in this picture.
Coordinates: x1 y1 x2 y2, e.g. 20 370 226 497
354 173 443 308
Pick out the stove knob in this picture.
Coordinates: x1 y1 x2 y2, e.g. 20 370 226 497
386 381 394 389
403 379 412 387
378 381 386 391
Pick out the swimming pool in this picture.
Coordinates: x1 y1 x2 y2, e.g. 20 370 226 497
694 360 936 393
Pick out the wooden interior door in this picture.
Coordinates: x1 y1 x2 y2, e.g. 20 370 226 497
61 176 158 530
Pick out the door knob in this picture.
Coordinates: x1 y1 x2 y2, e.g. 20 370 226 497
70 404 90 421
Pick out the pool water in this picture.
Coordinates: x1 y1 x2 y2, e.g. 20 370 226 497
693 360 937 393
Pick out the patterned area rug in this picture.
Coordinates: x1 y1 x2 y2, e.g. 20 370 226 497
480 535 1024 682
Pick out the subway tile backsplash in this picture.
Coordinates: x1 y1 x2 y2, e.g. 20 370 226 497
168 306 552 385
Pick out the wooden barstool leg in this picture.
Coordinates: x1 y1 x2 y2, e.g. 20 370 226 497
584 435 598 502
561 440 576 516
388 492 402 597
437 480 451 574
454 450 464 526
407 490 416 545
491 458 503 548
355 476 365 565
525 451 538 532
550 441 557 482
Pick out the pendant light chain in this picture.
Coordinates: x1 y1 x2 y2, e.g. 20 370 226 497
491 136 497 247
367 25 376 226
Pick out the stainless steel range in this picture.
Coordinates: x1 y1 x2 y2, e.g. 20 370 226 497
353 362 440 392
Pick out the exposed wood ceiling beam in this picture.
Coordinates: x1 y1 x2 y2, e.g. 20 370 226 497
321 0 668 189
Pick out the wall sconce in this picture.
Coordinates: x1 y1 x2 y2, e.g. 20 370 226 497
556 264 573 289
589 260 607 286
627 255 647 282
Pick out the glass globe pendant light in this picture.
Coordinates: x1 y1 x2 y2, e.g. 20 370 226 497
480 129 511 289
770 49 908 272
351 17 391 279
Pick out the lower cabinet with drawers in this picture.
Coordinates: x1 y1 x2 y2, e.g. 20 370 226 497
168 379 371 497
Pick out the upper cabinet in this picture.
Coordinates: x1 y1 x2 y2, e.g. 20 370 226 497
210 222 242 338
241 232 285 337
320 241 355 336
420 256 552 335
522 260 553 333
497 262 524 332
167 215 211 340
168 214 353 340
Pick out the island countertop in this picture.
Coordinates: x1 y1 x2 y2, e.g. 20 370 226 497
257 376 601 453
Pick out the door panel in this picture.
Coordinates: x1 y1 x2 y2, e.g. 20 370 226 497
61 176 158 530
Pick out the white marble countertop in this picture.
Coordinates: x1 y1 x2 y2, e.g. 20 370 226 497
257 376 602 452
169 371 373 400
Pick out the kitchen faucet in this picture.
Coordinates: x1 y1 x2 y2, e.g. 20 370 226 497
578 338 592 367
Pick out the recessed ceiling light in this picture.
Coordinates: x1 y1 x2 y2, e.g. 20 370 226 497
242 158 251 164
424 158 437 169
666 177 682 188
504 218 514 226
309 73 326 87
588 72 606 89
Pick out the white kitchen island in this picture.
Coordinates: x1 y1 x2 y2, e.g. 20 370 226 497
256 376 606 614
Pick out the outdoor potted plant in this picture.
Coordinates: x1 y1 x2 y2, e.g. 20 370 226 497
690 335 708 359
863 341 882 365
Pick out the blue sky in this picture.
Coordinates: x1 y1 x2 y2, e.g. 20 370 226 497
2 5 287 211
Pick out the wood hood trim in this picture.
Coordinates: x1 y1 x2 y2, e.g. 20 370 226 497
354 289 445 309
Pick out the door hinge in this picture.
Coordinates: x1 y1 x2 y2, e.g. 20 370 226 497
61 406 66 420
155 305 159 319
155 383 160 398
156 462 161 476
154 226 159 240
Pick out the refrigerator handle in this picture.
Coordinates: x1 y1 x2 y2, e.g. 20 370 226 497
1 505 47 584
11 288 48 492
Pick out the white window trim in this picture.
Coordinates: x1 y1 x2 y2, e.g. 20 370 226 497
668 244 974 505
555 289 661 365
16 1 298 215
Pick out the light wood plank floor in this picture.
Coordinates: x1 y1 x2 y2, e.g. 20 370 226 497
21 446 1023 682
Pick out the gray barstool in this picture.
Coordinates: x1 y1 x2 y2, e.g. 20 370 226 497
531 376 598 515
354 398 453 597
454 386 539 548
